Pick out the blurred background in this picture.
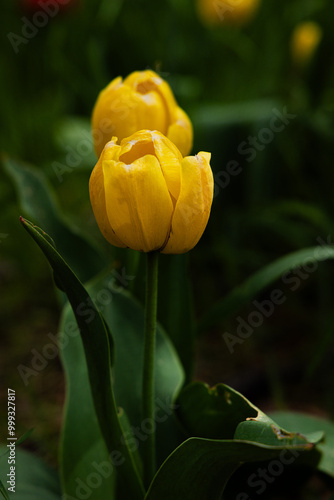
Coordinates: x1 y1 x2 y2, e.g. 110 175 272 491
1 0 334 479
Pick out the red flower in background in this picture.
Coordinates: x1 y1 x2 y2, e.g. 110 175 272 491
21 0 78 13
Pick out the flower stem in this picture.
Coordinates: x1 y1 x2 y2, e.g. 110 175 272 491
142 250 159 488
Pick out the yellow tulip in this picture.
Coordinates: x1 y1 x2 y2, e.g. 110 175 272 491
291 21 323 67
196 0 260 27
89 130 213 254
92 70 193 159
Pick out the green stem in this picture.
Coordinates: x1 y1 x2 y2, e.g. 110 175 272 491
142 251 159 488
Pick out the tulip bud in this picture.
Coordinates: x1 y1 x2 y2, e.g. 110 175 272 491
91 70 193 159
196 0 260 27
290 21 323 67
89 130 213 254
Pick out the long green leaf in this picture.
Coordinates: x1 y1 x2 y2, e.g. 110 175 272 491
58 302 117 500
60 269 185 474
0 481 10 500
4 158 107 282
20 218 145 500
198 245 334 332
145 437 314 500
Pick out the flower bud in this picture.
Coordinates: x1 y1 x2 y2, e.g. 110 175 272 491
291 21 323 67
196 0 260 27
89 130 213 254
92 70 193 158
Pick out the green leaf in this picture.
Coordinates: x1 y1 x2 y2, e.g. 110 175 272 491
0 481 10 500
177 382 258 439
58 303 117 500
60 268 185 470
145 437 314 500
20 218 145 500
198 245 334 332
3 158 106 282
0 447 61 500
270 411 334 478
177 382 321 448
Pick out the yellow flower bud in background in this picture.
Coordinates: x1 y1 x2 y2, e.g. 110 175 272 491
89 130 213 254
92 70 193 159
291 21 323 67
196 0 260 27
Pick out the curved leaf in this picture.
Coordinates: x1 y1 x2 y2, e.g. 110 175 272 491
4 158 106 282
145 437 314 500
177 382 322 448
20 218 144 500
60 269 185 470
198 245 334 332
177 382 258 439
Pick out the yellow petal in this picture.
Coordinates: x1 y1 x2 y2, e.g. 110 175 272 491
124 71 193 156
92 80 166 157
167 107 193 157
124 70 178 117
91 77 123 157
103 155 174 252
118 130 182 202
161 152 213 254
89 149 127 248
151 131 183 202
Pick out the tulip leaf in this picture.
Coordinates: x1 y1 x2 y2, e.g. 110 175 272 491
144 437 314 500
198 245 334 332
177 382 258 439
177 382 322 447
0 446 61 500
58 303 117 500
270 411 334 478
20 218 145 500
0 482 10 500
59 267 185 469
4 157 106 282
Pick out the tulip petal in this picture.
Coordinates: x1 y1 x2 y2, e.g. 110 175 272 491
103 155 174 252
151 131 183 202
161 152 213 254
92 81 167 157
124 71 191 157
167 106 193 157
89 153 127 249
119 130 182 203
124 70 178 119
